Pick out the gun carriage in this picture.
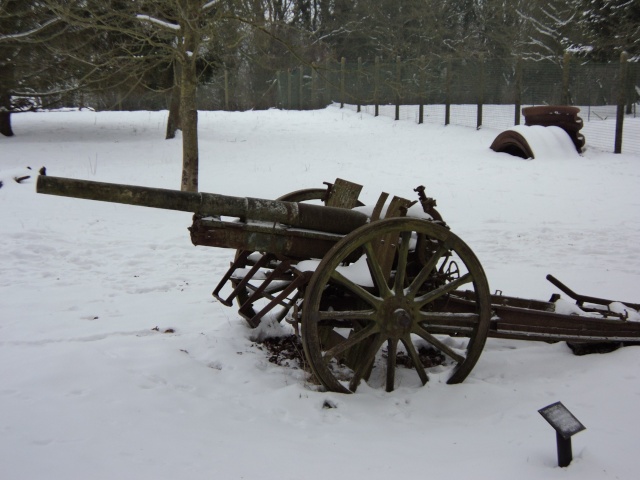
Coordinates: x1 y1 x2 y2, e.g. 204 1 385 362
37 176 640 394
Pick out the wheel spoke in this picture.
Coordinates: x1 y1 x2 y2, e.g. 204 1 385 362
324 323 380 361
363 241 392 299
401 337 428 385
329 269 382 308
406 242 450 298
417 311 480 328
414 272 473 308
413 324 466 364
385 339 398 392
348 334 385 392
315 309 377 323
393 231 411 293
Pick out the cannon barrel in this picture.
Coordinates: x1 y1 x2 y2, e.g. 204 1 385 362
36 176 368 235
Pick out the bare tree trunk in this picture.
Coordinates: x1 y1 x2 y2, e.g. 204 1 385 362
165 61 181 139
0 63 15 137
180 62 198 192
0 105 13 137
179 1 199 192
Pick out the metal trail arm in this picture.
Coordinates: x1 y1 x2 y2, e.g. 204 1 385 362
546 274 640 310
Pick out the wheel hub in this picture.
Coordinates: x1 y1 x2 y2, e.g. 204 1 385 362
394 308 413 329
379 300 415 337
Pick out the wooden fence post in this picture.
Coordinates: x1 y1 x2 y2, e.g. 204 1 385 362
357 57 362 113
311 64 317 109
626 61 635 114
325 58 332 105
477 54 484 130
299 66 304 110
275 70 282 109
374 56 380 117
445 59 452 126
615 51 628 154
224 68 229 111
562 51 571 105
395 56 401 120
514 56 522 125
287 68 292 110
418 55 425 124
340 57 346 108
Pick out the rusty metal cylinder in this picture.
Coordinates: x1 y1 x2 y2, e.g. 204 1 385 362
36 176 368 235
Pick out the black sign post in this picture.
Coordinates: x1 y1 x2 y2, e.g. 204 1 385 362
538 401 586 467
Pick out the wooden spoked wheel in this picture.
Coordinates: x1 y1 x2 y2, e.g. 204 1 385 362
301 217 491 393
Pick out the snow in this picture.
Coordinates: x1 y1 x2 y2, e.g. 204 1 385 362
297 256 375 287
508 125 581 160
136 14 181 31
609 302 640 322
1 106 640 479
201 1 220 11
553 298 600 317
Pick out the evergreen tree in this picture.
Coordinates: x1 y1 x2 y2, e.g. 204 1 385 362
578 0 640 61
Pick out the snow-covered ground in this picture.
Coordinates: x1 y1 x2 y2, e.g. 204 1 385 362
1 106 639 479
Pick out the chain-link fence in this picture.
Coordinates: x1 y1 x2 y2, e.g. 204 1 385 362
195 55 638 155
81 55 638 155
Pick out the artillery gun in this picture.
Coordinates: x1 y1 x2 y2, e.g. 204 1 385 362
37 175 640 393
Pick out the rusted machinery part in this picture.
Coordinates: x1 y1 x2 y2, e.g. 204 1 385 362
414 185 444 223
546 274 640 311
522 105 580 117
489 130 535 159
230 187 332 324
522 105 585 153
524 114 584 132
274 186 363 208
301 217 491 393
277 187 331 204
231 183 363 327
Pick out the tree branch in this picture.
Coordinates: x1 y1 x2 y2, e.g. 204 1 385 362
0 17 60 42
136 14 180 32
